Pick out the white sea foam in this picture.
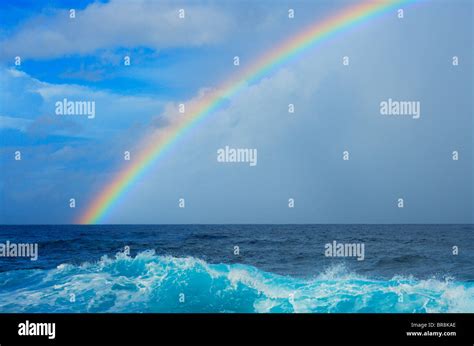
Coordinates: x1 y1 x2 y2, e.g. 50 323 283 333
0 251 472 313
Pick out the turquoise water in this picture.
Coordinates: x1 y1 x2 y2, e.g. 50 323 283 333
0 225 473 312
0 250 473 313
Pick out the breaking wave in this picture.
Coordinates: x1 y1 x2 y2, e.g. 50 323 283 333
0 250 472 313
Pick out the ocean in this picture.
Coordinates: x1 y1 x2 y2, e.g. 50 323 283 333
0 224 473 313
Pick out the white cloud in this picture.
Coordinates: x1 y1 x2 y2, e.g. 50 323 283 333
0 115 32 132
1 68 166 140
1 0 234 59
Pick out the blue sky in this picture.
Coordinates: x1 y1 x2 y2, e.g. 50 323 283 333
0 0 472 224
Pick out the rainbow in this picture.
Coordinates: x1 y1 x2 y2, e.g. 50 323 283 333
79 0 413 224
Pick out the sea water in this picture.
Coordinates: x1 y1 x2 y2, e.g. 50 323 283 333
0 224 472 313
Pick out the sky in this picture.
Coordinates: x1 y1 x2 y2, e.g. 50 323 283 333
0 0 472 224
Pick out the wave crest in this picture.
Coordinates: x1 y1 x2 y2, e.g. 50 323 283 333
0 250 472 313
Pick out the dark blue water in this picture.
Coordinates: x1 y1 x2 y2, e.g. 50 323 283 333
1 224 473 279
0 225 473 312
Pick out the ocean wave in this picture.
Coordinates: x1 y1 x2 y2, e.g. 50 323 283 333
0 250 472 313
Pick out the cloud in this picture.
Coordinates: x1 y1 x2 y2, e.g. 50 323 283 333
26 114 84 138
1 1 472 224
59 64 106 82
0 115 32 132
0 0 234 60
1 67 166 139
104 2 474 224
108 46 337 223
